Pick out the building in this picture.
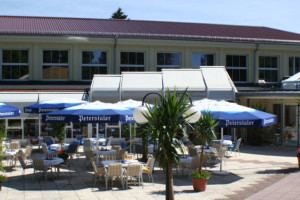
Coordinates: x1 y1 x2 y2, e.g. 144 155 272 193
1 16 300 146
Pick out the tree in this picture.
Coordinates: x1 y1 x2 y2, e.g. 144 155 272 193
111 7 128 19
192 112 219 172
49 123 66 149
144 90 193 200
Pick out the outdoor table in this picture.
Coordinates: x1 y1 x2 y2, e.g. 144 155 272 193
49 143 70 151
212 139 233 146
5 149 19 166
89 138 106 146
196 147 217 154
93 149 117 156
43 157 64 167
101 159 140 168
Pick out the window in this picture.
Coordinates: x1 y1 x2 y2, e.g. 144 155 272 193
82 51 107 80
43 50 68 80
259 56 278 82
2 50 29 80
226 55 247 82
192 53 214 68
120 52 144 72
157 52 180 71
289 57 300 76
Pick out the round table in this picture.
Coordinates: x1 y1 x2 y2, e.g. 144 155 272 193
93 149 117 156
196 147 217 154
50 143 70 151
43 157 64 166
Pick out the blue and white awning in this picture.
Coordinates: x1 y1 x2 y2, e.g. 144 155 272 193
42 101 135 123
0 103 21 118
193 99 277 128
24 98 87 114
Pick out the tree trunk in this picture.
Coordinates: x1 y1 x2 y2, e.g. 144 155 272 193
165 161 174 200
142 135 148 162
199 145 205 171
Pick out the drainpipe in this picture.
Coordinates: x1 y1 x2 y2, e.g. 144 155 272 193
253 44 260 83
113 35 118 74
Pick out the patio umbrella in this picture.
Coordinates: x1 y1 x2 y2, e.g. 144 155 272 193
0 103 21 118
193 98 277 174
42 101 135 165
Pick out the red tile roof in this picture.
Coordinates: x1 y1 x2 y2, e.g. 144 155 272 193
1 16 300 44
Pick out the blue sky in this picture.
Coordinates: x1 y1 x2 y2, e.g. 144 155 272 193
1 0 300 34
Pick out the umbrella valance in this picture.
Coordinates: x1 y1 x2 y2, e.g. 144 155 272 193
42 101 135 124
24 98 87 114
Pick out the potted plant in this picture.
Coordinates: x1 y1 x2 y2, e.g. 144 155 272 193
57 150 69 162
191 112 219 192
0 173 7 191
296 148 300 168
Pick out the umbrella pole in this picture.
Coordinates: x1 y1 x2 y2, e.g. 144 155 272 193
129 123 132 153
214 128 229 175
96 123 99 166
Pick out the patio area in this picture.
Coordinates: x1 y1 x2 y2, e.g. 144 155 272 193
0 144 299 200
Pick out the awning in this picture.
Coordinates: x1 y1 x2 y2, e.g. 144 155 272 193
121 72 163 102
90 75 121 103
90 67 237 102
162 69 206 100
281 72 300 89
201 66 237 100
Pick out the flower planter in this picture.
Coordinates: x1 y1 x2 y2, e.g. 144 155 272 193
192 178 209 192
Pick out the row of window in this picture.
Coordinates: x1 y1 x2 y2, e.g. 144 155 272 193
1 50 299 83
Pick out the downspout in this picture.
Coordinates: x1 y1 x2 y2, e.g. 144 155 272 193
253 44 260 83
113 35 118 74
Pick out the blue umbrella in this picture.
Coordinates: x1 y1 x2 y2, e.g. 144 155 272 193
24 98 87 114
0 103 21 118
42 101 134 124
193 98 277 128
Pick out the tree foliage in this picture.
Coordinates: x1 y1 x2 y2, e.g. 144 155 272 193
192 112 219 171
111 7 128 19
143 89 193 200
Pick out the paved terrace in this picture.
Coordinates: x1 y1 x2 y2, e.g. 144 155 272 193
0 145 299 200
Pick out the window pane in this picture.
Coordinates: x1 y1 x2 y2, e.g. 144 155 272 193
20 50 28 63
11 66 20 79
206 55 214 65
20 66 29 80
240 56 246 67
271 70 278 82
82 67 90 80
91 52 100 64
3 50 11 63
60 66 69 79
173 53 180 65
240 70 247 82
11 50 19 63
157 53 164 65
259 57 264 68
226 55 232 66
265 57 271 68
137 53 144 65
271 57 277 68
99 52 107 64
51 51 59 63
129 52 136 65
233 69 239 81
2 65 11 79
43 51 51 63
59 51 68 63
296 58 300 73
82 51 91 64
99 67 107 74
233 56 239 67
121 52 128 64
43 66 52 79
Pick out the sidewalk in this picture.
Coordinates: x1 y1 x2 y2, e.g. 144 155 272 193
0 144 298 200
245 171 300 200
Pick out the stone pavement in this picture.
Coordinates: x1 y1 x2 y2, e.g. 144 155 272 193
0 144 299 200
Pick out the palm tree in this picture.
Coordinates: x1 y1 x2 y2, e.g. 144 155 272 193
192 112 219 172
111 8 128 19
144 90 193 200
